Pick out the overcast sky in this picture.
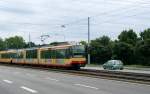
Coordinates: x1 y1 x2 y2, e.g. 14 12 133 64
0 0 150 44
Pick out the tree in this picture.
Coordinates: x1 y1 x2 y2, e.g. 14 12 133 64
140 28 150 40
91 36 110 46
0 38 5 50
5 36 26 49
99 36 110 46
90 36 112 64
118 29 137 46
80 41 87 46
112 42 134 65
135 39 150 66
24 42 36 48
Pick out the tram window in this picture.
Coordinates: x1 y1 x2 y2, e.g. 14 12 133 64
1 53 9 58
26 49 37 58
65 48 72 58
51 50 56 59
72 45 85 57
41 50 52 59
9 53 17 58
1 53 16 58
55 49 66 59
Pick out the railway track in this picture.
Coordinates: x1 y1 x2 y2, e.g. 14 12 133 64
78 69 150 84
1 63 150 85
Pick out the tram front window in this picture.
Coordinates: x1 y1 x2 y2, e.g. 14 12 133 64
72 45 85 58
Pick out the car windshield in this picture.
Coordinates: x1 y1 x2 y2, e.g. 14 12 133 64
107 60 123 65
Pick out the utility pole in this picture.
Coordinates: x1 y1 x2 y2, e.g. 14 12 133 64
88 17 90 64
61 25 66 42
29 33 31 48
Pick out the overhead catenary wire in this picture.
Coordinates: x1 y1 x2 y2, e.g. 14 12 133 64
59 0 150 26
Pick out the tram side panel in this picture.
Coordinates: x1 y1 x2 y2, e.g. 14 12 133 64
39 46 87 68
39 47 72 67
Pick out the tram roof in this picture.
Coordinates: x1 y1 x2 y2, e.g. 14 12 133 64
0 44 83 52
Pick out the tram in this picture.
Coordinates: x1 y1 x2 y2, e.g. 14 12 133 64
0 44 86 69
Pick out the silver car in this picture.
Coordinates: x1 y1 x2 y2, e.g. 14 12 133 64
103 60 124 70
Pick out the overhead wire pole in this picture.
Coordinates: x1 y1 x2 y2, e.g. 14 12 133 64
61 25 66 42
29 33 31 48
88 17 90 64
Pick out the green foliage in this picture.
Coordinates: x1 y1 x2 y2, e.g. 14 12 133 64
89 28 150 66
91 36 110 46
24 42 36 48
90 36 112 64
99 36 110 46
5 36 26 49
80 41 87 46
135 39 150 66
0 38 5 50
112 42 134 65
140 28 150 40
118 29 137 46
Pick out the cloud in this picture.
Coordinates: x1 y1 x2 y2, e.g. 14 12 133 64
0 1 35 15
0 6 34 14
0 0 149 44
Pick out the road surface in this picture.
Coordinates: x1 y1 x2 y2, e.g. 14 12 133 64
0 65 150 94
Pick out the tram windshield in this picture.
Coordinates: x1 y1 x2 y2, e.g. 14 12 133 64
72 45 85 57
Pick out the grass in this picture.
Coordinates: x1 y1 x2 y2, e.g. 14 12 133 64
125 65 150 68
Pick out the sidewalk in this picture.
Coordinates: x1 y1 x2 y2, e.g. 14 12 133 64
82 65 150 74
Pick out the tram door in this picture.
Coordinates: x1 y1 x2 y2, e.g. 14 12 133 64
51 49 56 64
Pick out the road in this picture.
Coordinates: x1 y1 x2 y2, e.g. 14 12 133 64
0 65 150 94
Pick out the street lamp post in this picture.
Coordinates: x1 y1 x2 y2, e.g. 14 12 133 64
29 33 31 48
61 25 66 42
88 17 91 64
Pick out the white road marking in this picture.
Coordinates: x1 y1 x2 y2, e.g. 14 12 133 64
3 80 13 84
74 84 99 90
45 77 59 82
21 86 37 93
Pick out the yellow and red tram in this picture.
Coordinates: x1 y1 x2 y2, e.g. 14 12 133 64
0 44 86 69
